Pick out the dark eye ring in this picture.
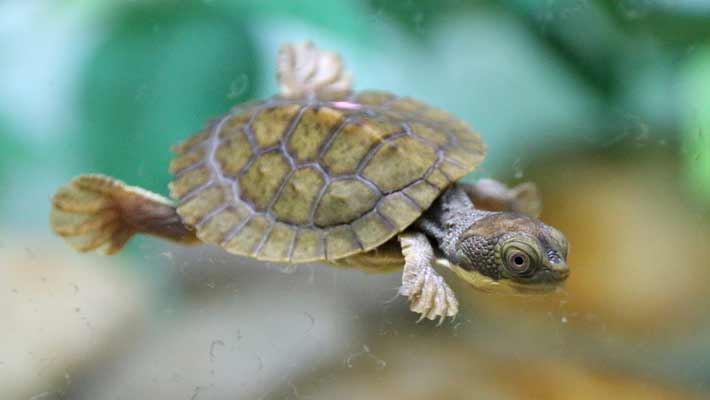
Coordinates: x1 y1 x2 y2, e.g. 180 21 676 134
507 251 530 273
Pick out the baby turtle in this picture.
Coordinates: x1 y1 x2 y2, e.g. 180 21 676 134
50 42 569 321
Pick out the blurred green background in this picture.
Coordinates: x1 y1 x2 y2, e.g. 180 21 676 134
1 0 710 399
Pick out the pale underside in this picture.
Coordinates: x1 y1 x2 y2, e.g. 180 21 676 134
169 90 485 263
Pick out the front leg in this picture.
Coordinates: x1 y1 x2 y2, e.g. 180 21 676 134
398 231 459 322
461 179 542 217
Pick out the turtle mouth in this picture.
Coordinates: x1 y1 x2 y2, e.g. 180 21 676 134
435 259 566 295
468 275 564 295
501 280 563 295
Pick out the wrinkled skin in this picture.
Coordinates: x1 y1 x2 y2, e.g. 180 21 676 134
454 214 569 293
417 184 569 294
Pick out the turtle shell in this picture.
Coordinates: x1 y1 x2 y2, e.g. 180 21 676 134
168 91 486 262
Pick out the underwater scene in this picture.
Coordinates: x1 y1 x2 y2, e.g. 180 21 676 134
1 1 710 399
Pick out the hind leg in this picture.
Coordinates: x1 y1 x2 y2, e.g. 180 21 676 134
461 179 542 217
51 174 199 255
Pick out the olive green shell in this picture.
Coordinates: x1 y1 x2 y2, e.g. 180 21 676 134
168 91 485 262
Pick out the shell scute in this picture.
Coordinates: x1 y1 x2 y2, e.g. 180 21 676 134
170 166 212 199
177 186 227 226
223 215 271 256
446 146 485 168
425 168 451 189
290 228 324 262
218 112 252 140
251 104 301 149
170 147 206 174
321 119 401 176
409 122 450 146
198 205 251 244
272 167 325 225
377 192 422 230
239 151 291 210
287 107 344 162
362 136 436 193
439 159 471 182
314 179 378 227
215 131 253 176
171 91 486 262
173 125 213 154
351 210 396 250
403 180 441 210
325 226 361 260
257 222 297 261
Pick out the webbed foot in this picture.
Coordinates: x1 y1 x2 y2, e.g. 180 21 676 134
398 232 459 322
277 42 353 99
50 174 198 255
462 179 542 217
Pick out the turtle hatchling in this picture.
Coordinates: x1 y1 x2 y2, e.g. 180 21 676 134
50 42 570 321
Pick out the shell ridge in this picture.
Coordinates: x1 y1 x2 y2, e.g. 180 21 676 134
306 106 355 224
240 107 264 172
416 149 445 188
236 118 262 180
308 172 333 226
403 120 452 149
312 175 381 229
353 175 383 197
286 227 300 262
353 129 407 177
204 112 258 250
220 215 252 246
194 203 229 229
178 181 216 206
252 219 276 257
351 176 426 236
423 180 441 191
443 156 467 169
207 114 246 198
173 159 207 178
316 114 357 165
374 208 397 232
280 104 309 155
321 232 328 260
350 227 365 252
317 229 326 259
445 128 461 146
267 169 296 214
437 166 454 183
400 190 424 211
234 143 258 178
264 105 307 214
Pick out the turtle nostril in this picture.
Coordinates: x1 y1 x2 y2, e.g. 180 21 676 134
544 249 569 279
546 249 564 264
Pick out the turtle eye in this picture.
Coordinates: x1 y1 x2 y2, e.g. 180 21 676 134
507 251 531 274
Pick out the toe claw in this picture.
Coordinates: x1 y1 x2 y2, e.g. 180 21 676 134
398 231 461 322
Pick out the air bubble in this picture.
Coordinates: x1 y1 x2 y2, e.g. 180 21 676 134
228 75 249 100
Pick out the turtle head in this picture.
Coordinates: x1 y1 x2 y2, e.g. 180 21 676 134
443 213 569 294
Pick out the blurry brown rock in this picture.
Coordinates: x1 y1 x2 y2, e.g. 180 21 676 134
279 335 704 400
0 235 148 399
461 150 710 338
64 266 366 400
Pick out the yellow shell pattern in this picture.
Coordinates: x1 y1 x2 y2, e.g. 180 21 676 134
169 91 486 262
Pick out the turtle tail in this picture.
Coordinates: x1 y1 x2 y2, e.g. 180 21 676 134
50 174 199 255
